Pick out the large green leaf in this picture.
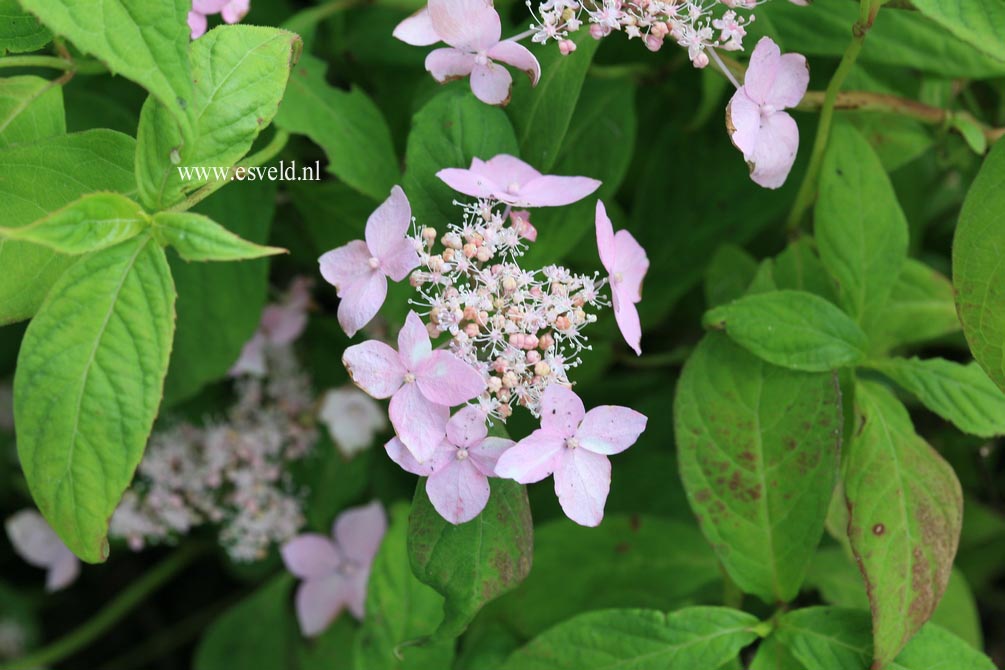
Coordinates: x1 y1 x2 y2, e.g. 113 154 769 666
408 479 533 641
0 75 64 148
867 358 1005 438
275 53 399 201
499 607 760 670
14 235 176 562
0 129 136 325
954 140 1005 393
402 86 519 229
911 0 1005 62
355 504 454 670
492 515 721 640
843 382 963 668
0 0 51 54
19 0 195 137
703 290 869 372
676 333 841 603
136 25 301 210
873 259 959 353
815 122 908 331
0 192 148 254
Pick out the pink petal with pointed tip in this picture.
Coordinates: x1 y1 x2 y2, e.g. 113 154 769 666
337 270 387 338
386 436 453 476
427 459 491 524
389 383 449 462
595 200 616 272
281 534 342 579
487 41 541 85
514 175 602 207
750 111 800 189
494 429 564 483
46 553 80 593
319 240 372 292
446 406 489 448
343 340 406 399
380 238 421 283
366 185 413 261
470 61 513 106
613 229 648 304
188 11 208 39
538 385 585 437
436 167 499 199
334 501 386 565
426 47 476 82
416 351 486 406
398 311 432 370
428 0 501 51
554 448 611 527
577 406 647 455
295 576 350 637
469 436 514 477
393 8 440 46
613 292 643 355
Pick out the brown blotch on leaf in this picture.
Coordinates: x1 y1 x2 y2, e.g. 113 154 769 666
872 523 885 536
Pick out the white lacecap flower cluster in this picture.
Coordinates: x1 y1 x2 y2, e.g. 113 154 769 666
408 199 608 421
527 0 764 66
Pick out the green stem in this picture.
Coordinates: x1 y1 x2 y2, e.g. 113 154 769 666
785 0 882 232
0 545 205 670
167 130 291 213
0 54 106 74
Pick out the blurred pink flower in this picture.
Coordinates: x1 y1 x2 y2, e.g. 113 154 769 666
5 510 79 592
342 312 486 462
393 0 540 105
386 406 513 523
319 186 420 338
231 277 313 377
437 155 601 208
188 0 250 39
281 502 386 636
495 385 646 527
595 201 648 356
726 36 809 189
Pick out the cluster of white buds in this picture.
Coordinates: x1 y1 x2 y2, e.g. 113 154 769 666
409 199 607 420
527 0 763 66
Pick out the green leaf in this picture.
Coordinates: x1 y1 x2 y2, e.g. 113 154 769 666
492 515 722 640
705 244 759 308
954 139 1005 394
675 333 841 603
872 259 959 353
0 129 136 326
19 0 195 137
0 75 64 148
402 87 519 229
703 290 869 372
275 53 399 201
948 114 989 155
750 636 804 670
152 211 285 262
815 122 908 330
14 235 176 562
867 358 1005 438
772 238 839 304
355 504 455 670
776 607 995 670
843 381 963 668
0 192 148 254
500 607 760 670
505 31 599 171
911 0 1005 63
408 479 533 641
0 0 51 54
162 180 276 407
136 25 301 210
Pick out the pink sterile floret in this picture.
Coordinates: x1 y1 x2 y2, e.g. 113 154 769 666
595 200 648 356
437 154 601 208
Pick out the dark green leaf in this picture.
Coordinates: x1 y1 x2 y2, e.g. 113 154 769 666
872 259 959 353
911 0 1005 62
0 0 51 53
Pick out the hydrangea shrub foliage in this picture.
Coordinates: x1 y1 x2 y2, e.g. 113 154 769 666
0 0 1004 668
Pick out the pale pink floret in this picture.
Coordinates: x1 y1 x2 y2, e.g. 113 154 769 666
281 501 387 637
726 37 809 189
495 385 646 527
595 201 648 356
386 406 513 524
319 186 421 338
5 510 80 592
342 312 487 462
437 155 601 208
188 0 250 39
231 277 313 377
394 0 541 106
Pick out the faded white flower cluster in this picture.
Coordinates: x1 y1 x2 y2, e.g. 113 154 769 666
409 200 607 420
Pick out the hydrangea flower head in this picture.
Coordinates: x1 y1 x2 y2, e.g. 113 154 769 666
386 406 513 523
595 200 648 355
495 385 646 526
438 155 601 208
281 502 387 637
726 36 809 188
319 186 421 337
188 0 250 39
5 510 80 592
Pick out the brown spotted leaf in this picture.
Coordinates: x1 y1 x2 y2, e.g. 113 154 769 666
674 332 842 603
843 381 964 669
